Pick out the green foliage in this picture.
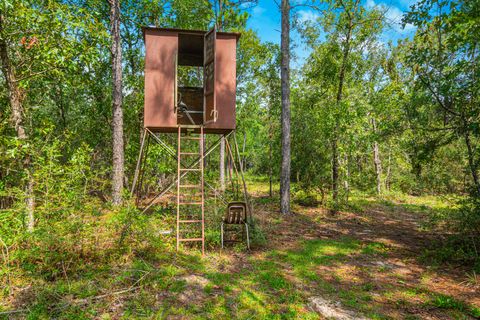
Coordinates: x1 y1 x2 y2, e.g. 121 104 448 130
1 0 480 317
292 188 319 207
421 195 480 270
429 293 480 318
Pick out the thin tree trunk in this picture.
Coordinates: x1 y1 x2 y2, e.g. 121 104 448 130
25 177 34 230
385 145 391 191
344 153 350 202
218 0 225 192
0 13 34 231
332 15 353 207
0 17 25 140
227 151 232 183
110 0 124 205
269 138 273 198
242 132 247 169
332 138 339 204
220 136 225 191
280 0 291 214
464 130 480 194
372 118 382 195
373 141 382 194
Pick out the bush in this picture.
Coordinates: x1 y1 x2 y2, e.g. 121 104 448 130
424 195 480 271
292 189 318 207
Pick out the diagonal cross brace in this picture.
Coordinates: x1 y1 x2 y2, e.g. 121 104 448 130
140 131 232 214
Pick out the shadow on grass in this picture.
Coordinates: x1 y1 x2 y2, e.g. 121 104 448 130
2 194 478 319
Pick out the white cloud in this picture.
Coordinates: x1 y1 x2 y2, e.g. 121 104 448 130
252 6 266 16
298 10 320 23
366 0 376 9
384 5 415 32
367 0 416 33
399 0 417 9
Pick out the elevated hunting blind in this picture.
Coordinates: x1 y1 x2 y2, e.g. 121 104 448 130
143 27 240 133
132 27 250 255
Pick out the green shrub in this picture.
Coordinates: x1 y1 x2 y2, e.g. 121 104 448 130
422 195 480 271
292 189 318 207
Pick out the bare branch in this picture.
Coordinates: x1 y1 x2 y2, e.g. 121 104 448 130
417 72 460 117
14 68 52 83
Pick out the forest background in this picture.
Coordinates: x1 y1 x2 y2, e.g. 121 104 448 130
0 0 479 313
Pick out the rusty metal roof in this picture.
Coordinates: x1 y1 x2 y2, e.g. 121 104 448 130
141 26 241 40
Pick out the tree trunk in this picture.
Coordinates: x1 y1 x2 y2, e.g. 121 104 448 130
227 151 232 183
217 1 226 192
464 129 480 194
344 153 350 202
269 138 273 198
220 136 225 191
332 138 339 204
372 118 382 195
0 17 25 140
332 11 353 208
110 0 124 205
280 0 291 214
242 132 247 169
385 145 391 191
0 13 35 231
26 177 34 231
373 141 382 195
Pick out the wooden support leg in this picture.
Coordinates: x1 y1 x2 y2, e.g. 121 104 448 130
136 135 150 205
245 223 250 250
131 128 148 198
221 222 224 249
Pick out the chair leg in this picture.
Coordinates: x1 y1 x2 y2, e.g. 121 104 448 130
221 222 224 249
244 223 250 250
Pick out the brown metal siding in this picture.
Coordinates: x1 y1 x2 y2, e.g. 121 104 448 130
143 28 238 133
144 30 178 129
206 33 237 131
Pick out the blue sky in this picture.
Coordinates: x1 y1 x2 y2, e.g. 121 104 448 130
245 0 417 65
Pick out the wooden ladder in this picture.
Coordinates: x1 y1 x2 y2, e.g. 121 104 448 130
176 126 205 254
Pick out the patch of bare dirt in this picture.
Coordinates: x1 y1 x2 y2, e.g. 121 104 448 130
244 196 479 319
308 296 369 320
176 274 209 304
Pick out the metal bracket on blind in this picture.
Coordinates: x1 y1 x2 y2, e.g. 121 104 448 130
211 109 218 122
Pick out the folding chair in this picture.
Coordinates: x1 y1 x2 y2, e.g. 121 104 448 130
221 201 250 249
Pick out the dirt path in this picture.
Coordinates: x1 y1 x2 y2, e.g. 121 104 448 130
238 194 480 319
3 192 478 319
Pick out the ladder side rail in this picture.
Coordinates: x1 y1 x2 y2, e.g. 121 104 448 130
177 125 205 253
201 126 205 255
176 126 181 250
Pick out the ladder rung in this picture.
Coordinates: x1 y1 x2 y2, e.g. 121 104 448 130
181 137 201 140
180 168 201 171
179 185 201 188
179 238 203 242
183 110 204 114
178 202 202 205
179 220 203 223
179 152 200 155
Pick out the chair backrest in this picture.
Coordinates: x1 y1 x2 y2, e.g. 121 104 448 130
223 201 247 224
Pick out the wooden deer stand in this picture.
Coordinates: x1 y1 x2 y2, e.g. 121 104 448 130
130 27 251 254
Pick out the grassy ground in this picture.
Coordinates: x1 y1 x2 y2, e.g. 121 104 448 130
1 179 479 319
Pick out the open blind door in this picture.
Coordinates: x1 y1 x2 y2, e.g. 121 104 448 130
174 50 178 114
203 27 217 123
